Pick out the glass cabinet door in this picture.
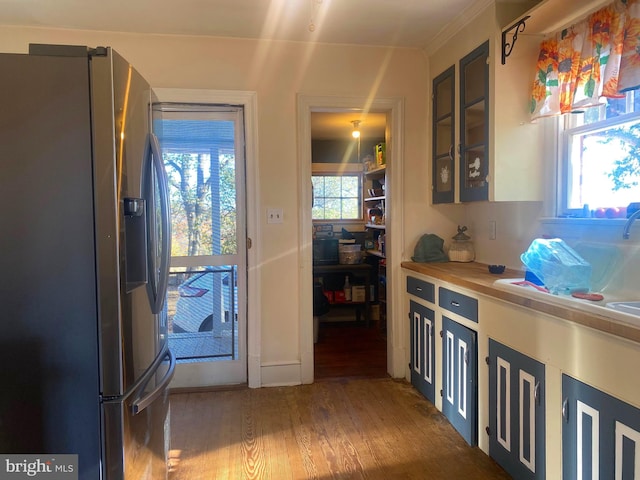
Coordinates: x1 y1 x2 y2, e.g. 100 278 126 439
432 66 455 204
459 41 489 202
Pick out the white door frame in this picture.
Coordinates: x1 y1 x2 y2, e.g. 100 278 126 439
297 94 405 383
154 88 261 389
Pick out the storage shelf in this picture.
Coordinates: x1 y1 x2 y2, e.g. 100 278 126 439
365 165 386 178
366 249 385 258
328 301 366 306
365 195 385 202
365 223 385 230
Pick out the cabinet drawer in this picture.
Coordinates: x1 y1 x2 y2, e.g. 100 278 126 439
406 276 435 303
439 287 478 322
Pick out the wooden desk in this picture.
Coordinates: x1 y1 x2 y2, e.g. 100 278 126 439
313 263 372 326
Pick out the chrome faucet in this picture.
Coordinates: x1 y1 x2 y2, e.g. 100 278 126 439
623 209 640 239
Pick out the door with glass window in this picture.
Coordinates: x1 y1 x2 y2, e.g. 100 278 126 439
153 103 247 386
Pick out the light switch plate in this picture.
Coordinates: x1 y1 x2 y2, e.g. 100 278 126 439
267 208 284 224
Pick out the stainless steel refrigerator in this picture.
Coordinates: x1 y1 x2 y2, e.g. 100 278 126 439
0 44 174 479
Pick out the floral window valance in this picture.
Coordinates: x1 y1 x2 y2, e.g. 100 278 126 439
530 0 640 119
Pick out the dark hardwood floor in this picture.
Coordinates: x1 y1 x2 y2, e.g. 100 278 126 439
168 318 511 479
314 320 387 381
169 378 511 479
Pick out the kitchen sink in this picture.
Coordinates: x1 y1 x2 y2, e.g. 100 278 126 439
493 278 640 327
606 301 640 316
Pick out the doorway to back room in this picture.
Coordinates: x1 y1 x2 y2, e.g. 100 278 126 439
310 110 388 380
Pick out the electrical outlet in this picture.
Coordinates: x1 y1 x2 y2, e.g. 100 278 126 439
489 220 496 240
267 208 284 224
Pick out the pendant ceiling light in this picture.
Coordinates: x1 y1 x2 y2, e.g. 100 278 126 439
351 120 361 139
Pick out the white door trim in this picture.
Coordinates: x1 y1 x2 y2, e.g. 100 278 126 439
296 94 405 383
154 88 261 389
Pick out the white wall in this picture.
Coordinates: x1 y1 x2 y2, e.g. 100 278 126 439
6 22 629 387
0 26 431 385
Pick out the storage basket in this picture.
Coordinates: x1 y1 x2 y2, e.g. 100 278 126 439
338 244 362 264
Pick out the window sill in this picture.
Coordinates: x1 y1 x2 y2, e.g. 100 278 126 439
540 217 629 227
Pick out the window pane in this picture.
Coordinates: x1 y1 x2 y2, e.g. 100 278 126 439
341 198 359 218
435 119 453 156
464 146 485 190
567 121 640 210
167 265 238 360
436 76 453 117
312 177 325 197
324 177 342 197
342 176 359 196
463 55 486 102
564 93 640 214
311 174 362 220
464 101 485 145
324 198 341 218
155 112 238 256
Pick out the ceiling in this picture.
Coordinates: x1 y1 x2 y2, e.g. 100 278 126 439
0 0 483 139
1 0 480 49
311 112 387 141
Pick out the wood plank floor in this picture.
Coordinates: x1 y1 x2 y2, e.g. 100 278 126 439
169 377 511 479
313 321 387 381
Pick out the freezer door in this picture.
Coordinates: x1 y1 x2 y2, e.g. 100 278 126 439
103 348 175 479
0 51 102 479
91 49 170 397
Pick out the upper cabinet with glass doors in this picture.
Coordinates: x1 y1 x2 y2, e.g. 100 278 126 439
432 42 489 203
430 3 543 203
460 42 489 202
432 66 455 204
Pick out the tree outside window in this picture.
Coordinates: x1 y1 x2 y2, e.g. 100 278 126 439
312 175 362 220
563 91 640 217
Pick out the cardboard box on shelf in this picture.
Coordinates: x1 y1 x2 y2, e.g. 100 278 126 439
352 285 365 303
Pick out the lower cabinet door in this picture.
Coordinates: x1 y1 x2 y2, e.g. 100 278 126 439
441 316 477 445
563 374 640 480
409 300 436 403
488 339 545 479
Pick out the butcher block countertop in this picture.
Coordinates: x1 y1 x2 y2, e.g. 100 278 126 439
402 261 640 344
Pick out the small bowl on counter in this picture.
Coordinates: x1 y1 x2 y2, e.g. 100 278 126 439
488 264 506 274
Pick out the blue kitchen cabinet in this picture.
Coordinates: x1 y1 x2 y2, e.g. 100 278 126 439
488 339 545 479
409 300 436 404
563 374 640 479
439 286 478 323
459 41 489 202
432 65 455 204
441 316 477 445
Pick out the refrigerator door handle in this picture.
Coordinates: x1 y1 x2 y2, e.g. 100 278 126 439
131 348 176 415
147 132 171 314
